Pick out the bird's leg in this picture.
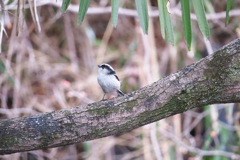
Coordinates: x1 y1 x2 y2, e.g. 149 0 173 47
102 94 106 100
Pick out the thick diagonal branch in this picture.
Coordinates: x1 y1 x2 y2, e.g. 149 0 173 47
1 39 240 155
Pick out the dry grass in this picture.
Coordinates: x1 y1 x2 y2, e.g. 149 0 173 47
0 0 240 160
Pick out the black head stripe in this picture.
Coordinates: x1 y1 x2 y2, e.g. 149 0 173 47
108 70 116 75
101 64 106 69
101 64 116 75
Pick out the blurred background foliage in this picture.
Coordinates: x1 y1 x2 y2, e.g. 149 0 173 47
0 0 240 160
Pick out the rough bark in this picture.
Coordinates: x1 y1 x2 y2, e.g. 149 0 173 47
0 39 240 155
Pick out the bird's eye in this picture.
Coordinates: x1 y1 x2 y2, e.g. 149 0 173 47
102 65 105 69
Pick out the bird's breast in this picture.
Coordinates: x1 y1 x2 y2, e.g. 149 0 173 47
97 74 121 93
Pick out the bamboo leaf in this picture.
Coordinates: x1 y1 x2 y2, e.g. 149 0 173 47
158 0 174 44
158 0 165 39
180 0 191 50
61 0 72 14
111 0 119 28
135 0 149 34
163 0 174 45
192 0 210 38
225 0 232 26
78 0 91 24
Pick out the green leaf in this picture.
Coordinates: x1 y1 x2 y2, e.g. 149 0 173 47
204 105 211 130
135 0 149 34
0 58 14 86
158 0 165 39
163 0 174 44
0 58 5 74
225 0 232 26
158 0 174 44
192 0 210 38
78 0 91 24
111 0 119 28
180 0 192 50
61 0 72 13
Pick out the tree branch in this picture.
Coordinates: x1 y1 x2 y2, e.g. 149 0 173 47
1 39 240 155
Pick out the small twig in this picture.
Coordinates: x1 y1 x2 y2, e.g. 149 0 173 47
0 0 4 53
16 0 24 36
63 12 79 73
28 0 41 32
159 128 240 159
218 120 240 131
181 105 230 137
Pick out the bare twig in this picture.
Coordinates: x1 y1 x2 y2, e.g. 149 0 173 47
28 0 41 32
63 12 79 73
16 0 24 36
0 0 5 53
159 128 240 159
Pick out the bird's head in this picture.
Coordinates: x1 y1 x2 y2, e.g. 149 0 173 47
98 63 116 75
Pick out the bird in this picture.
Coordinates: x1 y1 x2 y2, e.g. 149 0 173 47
97 63 124 100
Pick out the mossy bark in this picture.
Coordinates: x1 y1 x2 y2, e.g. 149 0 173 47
1 39 240 155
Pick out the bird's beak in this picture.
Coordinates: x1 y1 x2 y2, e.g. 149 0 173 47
97 65 101 68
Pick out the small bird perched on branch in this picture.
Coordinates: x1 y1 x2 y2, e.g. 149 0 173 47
97 63 124 100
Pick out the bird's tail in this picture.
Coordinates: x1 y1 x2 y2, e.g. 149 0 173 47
117 89 124 96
